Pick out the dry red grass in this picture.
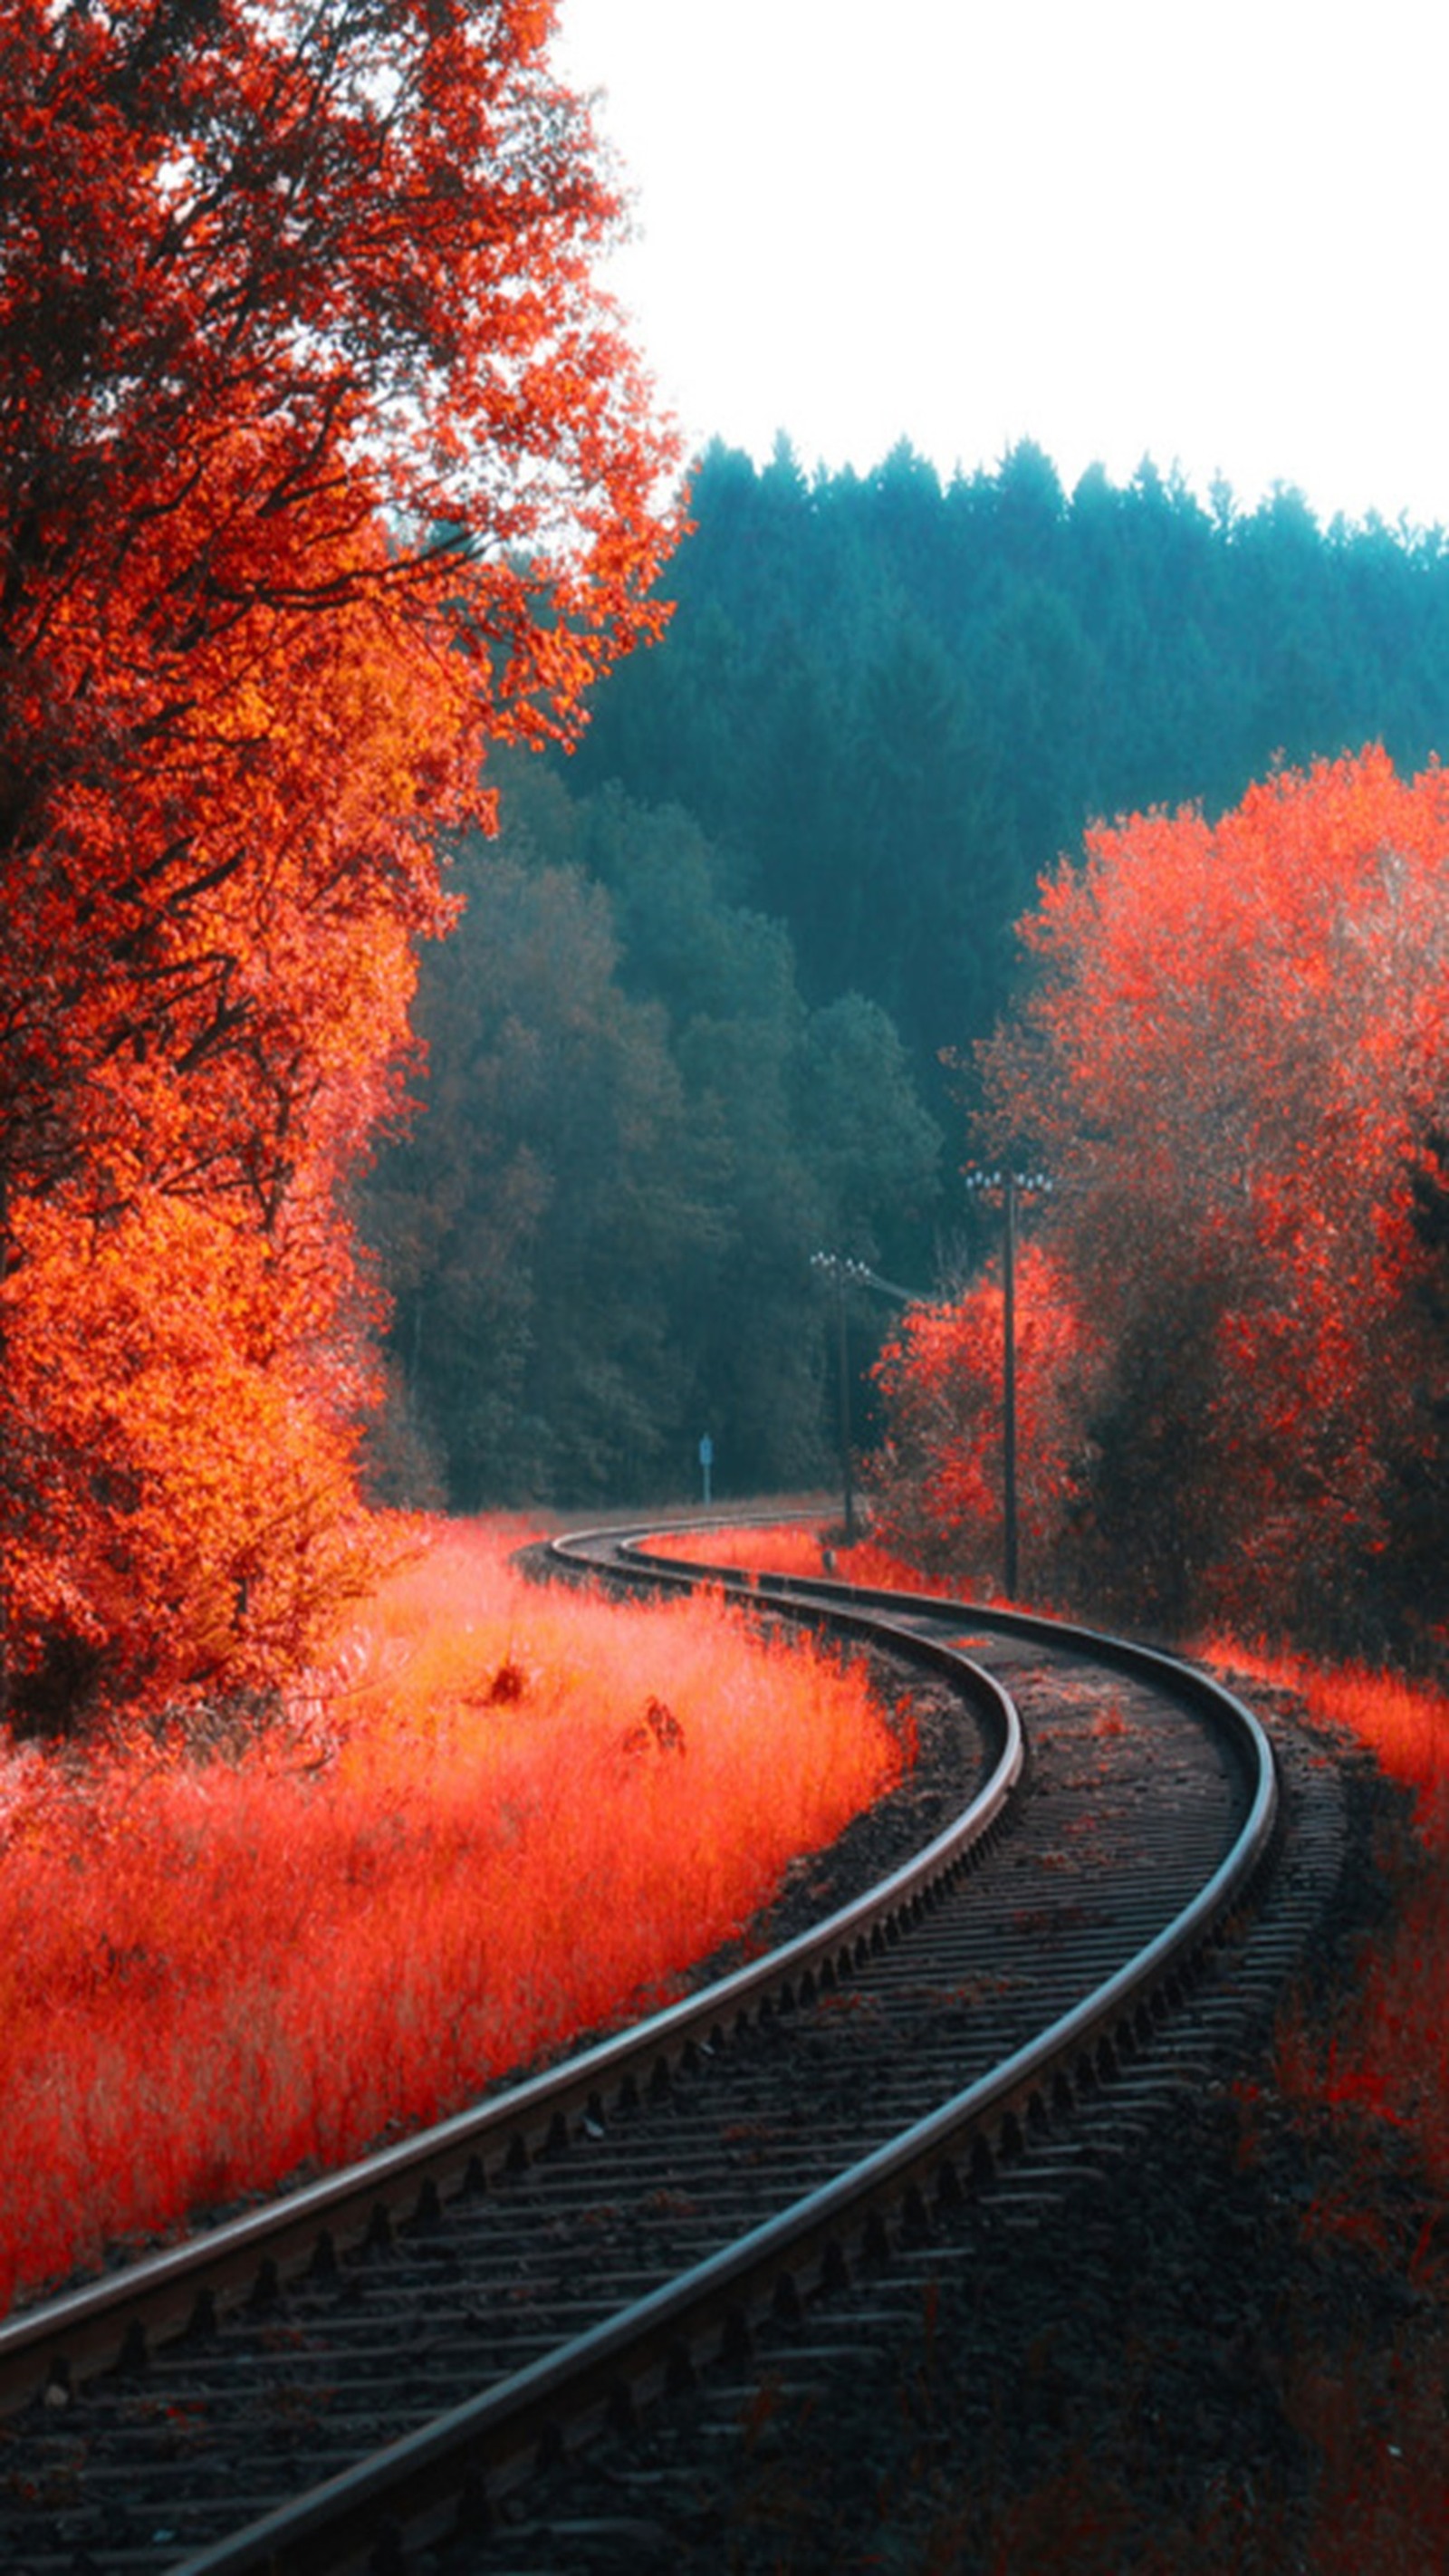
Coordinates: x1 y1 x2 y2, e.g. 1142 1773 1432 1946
0 1517 901 2315
641 1518 955 1595
1197 1636 1449 2568
1203 1637 1449 2174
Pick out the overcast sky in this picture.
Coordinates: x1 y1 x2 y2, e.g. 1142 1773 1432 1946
554 0 1447 531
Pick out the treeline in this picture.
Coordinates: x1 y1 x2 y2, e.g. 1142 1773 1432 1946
567 441 1449 1103
373 437 1449 1520
364 763 941 1506
566 438 1449 1094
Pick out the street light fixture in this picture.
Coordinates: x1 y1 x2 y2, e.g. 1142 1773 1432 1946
811 1251 926 1543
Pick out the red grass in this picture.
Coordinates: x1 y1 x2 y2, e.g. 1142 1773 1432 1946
642 1518 958 1596
1202 1634 1449 2178
0 1517 902 2314
1205 1612 1449 2568
1197 1643 1449 1825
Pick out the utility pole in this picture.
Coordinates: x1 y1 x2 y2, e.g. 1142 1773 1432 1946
964 1168 1051 1600
811 1252 926 1544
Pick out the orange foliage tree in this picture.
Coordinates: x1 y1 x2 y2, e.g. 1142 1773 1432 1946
867 1245 1101 1589
974 747 1449 1650
0 1 681 1726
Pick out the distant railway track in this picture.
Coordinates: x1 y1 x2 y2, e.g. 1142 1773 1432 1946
0 1522 1348 2575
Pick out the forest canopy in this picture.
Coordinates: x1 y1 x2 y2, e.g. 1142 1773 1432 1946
371 436 1449 1562
561 437 1449 1096
0 0 680 1730
363 760 942 1507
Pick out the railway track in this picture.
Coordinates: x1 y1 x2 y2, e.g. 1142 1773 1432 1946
0 1523 1347 2575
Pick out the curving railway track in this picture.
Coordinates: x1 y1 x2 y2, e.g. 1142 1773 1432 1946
0 1523 1349 2574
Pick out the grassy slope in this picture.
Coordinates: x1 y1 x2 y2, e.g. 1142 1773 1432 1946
0 1516 900 2313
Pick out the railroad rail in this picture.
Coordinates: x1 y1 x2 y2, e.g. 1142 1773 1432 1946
0 1521 1320 2576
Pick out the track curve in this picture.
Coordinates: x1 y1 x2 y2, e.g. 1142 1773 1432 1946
0 1522 1305 2576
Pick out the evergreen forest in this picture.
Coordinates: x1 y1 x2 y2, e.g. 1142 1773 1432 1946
369 436 1449 1519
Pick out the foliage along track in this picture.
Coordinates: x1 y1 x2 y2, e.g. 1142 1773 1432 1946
0 1525 1348 2575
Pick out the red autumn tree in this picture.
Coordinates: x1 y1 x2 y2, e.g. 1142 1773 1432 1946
976 747 1449 1651
1 0 682 1726
867 1245 1101 1591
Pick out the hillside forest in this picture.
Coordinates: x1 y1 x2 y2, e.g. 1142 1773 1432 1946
8 0 1449 1737
368 438 1449 1664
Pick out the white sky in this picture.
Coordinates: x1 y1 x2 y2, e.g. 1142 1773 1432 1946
554 0 1449 531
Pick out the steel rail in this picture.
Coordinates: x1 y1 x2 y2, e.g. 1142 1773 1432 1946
618 1519 1280 1876
618 1520 1281 2033
146 1525 1283 2576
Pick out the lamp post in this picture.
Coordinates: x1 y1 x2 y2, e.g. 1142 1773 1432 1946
811 1252 925 1543
964 1169 1052 1598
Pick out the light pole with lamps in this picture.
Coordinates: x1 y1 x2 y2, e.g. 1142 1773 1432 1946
963 1168 1052 1598
811 1251 926 1542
